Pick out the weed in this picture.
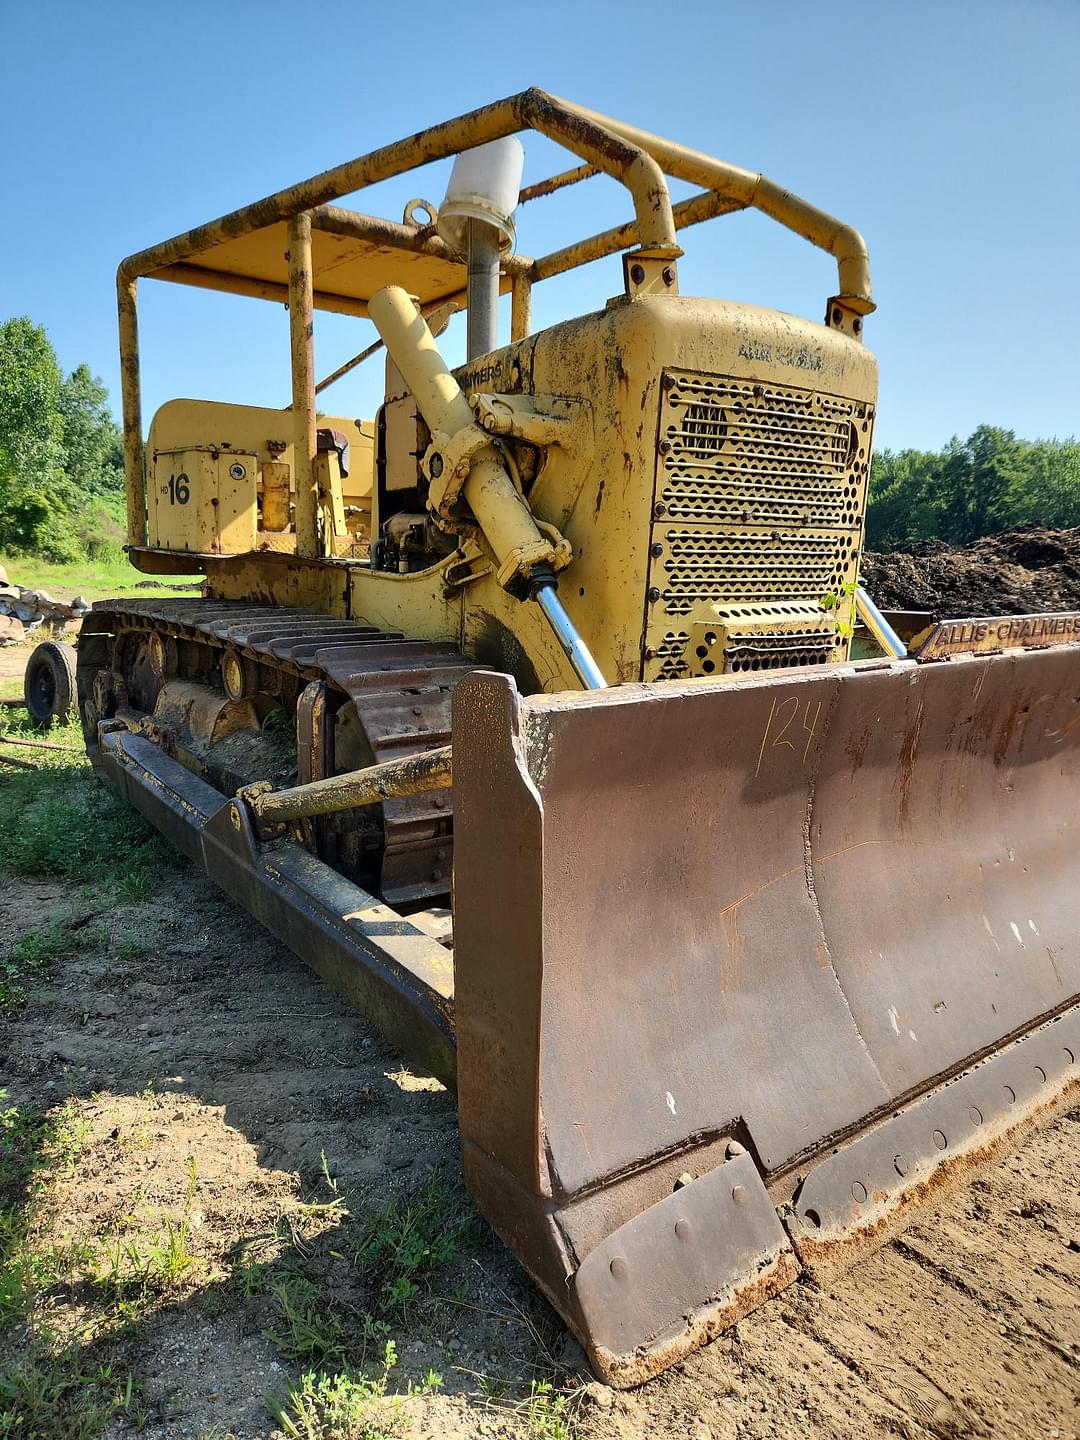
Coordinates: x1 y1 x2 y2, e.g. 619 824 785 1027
93 1158 202 1308
517 1380 579 1440
94 1217 198 1303
265 1271 347 1368
0 915 111 1014
110 934 150 965
0 1347 137 1440
271 1339 440 1440
352 1168 481 1317
115 864 156 904
819 577 859 641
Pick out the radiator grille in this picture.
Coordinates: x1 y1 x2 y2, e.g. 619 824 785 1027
660 376 862 528
645 369 873 681
660 528 858 616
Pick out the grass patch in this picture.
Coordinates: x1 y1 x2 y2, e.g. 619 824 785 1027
0 1093 92 1323
352 1168 482 1317
0 1351 145 1440
271 1341 440 1440
0 711 170 887
0 1095 140 1440
516 1381 579 1440
265 1271 349 1369
90 1156 203 1318
0 552 201 605
239 1168 485 1433
0 915 110 1014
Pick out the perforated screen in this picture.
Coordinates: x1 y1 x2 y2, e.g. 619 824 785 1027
644 370 873 681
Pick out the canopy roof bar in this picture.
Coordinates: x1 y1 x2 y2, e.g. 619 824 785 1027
117 87 875 549
549 93 873 310
518 163 598 204
118 88 679 286
530 188 747 284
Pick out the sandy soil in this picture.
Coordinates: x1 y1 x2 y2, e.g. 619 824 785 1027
1 857 1077 1440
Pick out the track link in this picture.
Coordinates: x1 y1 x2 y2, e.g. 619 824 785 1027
78 597 482 904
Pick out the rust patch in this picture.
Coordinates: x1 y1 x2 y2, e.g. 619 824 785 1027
895 698 925 825
587 1244 801 1389
791 1067 1080 1285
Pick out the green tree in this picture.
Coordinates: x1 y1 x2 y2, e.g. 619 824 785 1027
0 317 65 483
866 425 1080 551
0 316 80 560
1008 438 1080 530
940 425 1026 545
57 363 123 497
866 447 945 550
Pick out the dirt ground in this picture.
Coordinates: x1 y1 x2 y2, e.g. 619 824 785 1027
2 861 1078 1440
1 601 1079 1439
863 525 1080 617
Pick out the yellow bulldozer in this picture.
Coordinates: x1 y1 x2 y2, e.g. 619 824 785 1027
73 90 1079 1386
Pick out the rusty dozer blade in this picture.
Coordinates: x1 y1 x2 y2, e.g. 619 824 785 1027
451 647 1080 1385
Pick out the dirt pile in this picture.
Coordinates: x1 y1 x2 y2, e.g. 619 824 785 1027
862 525 1080 618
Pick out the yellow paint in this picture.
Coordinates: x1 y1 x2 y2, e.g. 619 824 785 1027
125 92 880 691
146 400 372 556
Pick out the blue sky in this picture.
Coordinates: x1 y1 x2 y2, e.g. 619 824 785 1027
1 0 1077 451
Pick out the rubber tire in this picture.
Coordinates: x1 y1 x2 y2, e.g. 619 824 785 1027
23 640 77 729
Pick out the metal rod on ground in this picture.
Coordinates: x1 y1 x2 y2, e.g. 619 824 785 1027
0 734 72 751
855 586 908 659
244 745 453 824
467 217 501 358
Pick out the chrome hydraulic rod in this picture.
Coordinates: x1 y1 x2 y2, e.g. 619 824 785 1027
534 584 607 689
855 586 908 659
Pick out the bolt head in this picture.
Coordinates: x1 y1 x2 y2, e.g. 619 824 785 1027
630 263 646 285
